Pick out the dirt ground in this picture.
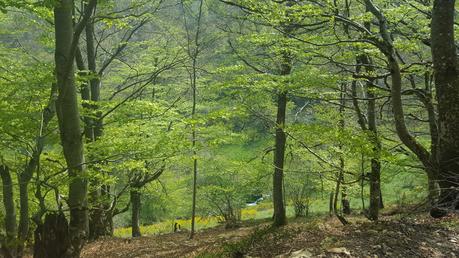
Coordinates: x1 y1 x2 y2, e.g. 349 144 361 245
81 213 459 258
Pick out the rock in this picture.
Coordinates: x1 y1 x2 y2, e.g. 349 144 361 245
327 247 351 256
372 245 382 250
368 229 378 234
289 249 313 258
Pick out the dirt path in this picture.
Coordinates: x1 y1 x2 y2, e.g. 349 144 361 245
81 225 253 258
82 213 459 258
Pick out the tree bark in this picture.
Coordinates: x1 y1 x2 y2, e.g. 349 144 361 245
272 42 293 226
367 82 382 220
273 91 288 227
0 165 17 258
431 0 459 209
33 212 71 258
54 0 94 255
329 192 334 217
130 189 141 237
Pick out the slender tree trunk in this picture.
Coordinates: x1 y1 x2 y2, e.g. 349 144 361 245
130 189 141 237
190 148 198 237
86 17 103 141
367 83 382 220
431 0 459 210
273 91 288 227
360 154 366 210
189 53 199 239
85 13 111 240
0 165 17 258
183 0 204 239
272 46 292 227
334 87 349 225
360 9 383 219
329 192 334 217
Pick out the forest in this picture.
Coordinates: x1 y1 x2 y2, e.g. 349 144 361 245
0 0 458 257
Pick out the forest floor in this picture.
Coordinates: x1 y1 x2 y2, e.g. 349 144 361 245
81 212 459 258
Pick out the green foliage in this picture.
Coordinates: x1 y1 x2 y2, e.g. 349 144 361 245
0 0 441 242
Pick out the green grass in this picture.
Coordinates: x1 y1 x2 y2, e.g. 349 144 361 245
114 216 222 237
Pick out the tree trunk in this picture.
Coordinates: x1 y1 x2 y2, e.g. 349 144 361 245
87 19 102 140
329 192 334 217
273 91 288 227
334 84 349 225
272 44 292 227
364 0 440 211
18 169 33 255
190 152 198 238
351 47 383 220
131 189 142 237
341 189 351 215
368 158 381 220
54 0 90 255
367 82 382 220
0 165 17 258
186 0 204 238
431 0 459 210
84 15 112 240
33 212 70 258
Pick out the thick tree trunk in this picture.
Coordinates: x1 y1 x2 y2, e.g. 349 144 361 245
54 0 91 256
0 165 17 258
131 189 142 237
273 91 288 227
431 0 459 210
33 212 71 258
